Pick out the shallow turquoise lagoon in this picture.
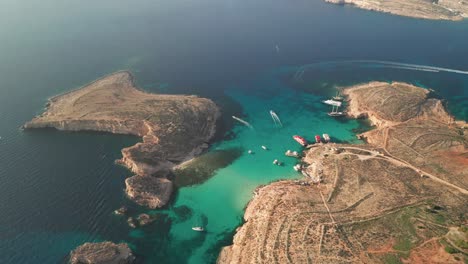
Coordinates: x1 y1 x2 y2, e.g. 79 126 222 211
131 67 365 263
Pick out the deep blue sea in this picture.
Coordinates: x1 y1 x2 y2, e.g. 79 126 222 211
0 0 467 263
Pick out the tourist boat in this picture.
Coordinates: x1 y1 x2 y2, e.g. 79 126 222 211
293 135 308 146
285 150 300 157
323 134 331 143
261 145 268 150
192 227 204 232
332 90 344 101
315 135 321 143
328 105 346 117
322 99 342 107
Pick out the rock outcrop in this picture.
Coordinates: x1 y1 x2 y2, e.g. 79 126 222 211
325 0 468 21
69 242 135 264
24 71 220 208
219 82 467 263
125 176 173 209
343 81 453 127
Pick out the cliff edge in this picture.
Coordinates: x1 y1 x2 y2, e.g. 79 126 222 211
24 71 220 208
219 82 467 263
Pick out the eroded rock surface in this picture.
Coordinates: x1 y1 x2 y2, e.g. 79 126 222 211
24 71 220 208
125 176 173 209
69 242 134 264
325 0 468 21
219 82 467 263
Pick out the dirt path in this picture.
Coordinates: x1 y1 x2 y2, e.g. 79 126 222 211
339 147 468 195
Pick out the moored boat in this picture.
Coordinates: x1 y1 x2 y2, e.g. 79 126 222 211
192 227 204 232
322 99 342 107
323 134 330 142
315 135 321 143
285 150 300 157
293 135 308 146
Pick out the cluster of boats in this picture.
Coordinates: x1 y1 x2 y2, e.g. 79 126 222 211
322 92 346 117
293 134 331 146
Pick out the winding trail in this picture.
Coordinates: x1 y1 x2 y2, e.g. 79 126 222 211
339 146 468 195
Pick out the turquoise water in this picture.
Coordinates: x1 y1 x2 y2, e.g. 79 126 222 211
137 68 364 263
0 0 468 263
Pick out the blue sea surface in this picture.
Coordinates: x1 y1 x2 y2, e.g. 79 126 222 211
0 0 467 263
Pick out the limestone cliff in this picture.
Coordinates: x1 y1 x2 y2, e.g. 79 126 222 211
219 82 467 263
325 0 468 21
24 71 220 208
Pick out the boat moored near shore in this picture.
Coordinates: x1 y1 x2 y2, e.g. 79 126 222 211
293 135 308 146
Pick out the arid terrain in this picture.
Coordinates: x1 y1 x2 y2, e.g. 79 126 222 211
24 71 220 208
325 0 468 21
218 82 467 263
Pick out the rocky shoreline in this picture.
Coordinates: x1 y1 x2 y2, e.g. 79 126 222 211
24 71 221 262
325 0 468 21
69 242 135 264
218 82 467 263
24 71 220 208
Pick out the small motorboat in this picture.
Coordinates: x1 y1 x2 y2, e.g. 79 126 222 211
293 164 302 171
323 134 331 143
192 226 204 232
285 150 300 157
293 135 308 146
315 135 321 143
248 150 253 154
262 145 268 150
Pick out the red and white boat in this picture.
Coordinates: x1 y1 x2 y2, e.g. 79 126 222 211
315 135 321 143
293 135 308 146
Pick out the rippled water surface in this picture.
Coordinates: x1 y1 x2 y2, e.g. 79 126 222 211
0 0 467 263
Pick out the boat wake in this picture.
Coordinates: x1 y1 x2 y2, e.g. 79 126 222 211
293 60 468 81
270 110 283 127
232 116 254 130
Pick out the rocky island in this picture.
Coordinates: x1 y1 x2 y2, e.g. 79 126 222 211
24 71 220 208
218 82 467 263
325 0 468 21
69 242 135 264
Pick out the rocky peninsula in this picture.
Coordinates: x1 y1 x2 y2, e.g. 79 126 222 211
218 82 467 263
24 71 220 208
69 242 135 264
325 0 468 21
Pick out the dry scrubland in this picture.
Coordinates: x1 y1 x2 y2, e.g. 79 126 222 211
24 71 220 208
325 0 468 21
219 82 467 263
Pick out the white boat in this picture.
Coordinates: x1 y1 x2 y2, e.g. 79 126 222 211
328 111 345 117
323 134 331 142
293 164 302 171
285 150 300 157
261 145 268 150
322 99 342 107
192 227 204 232
328 105 346 117
248 150 253 154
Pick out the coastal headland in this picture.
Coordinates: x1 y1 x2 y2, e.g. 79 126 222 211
24 71 220 209
325 0 468 21
218 82 467 263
